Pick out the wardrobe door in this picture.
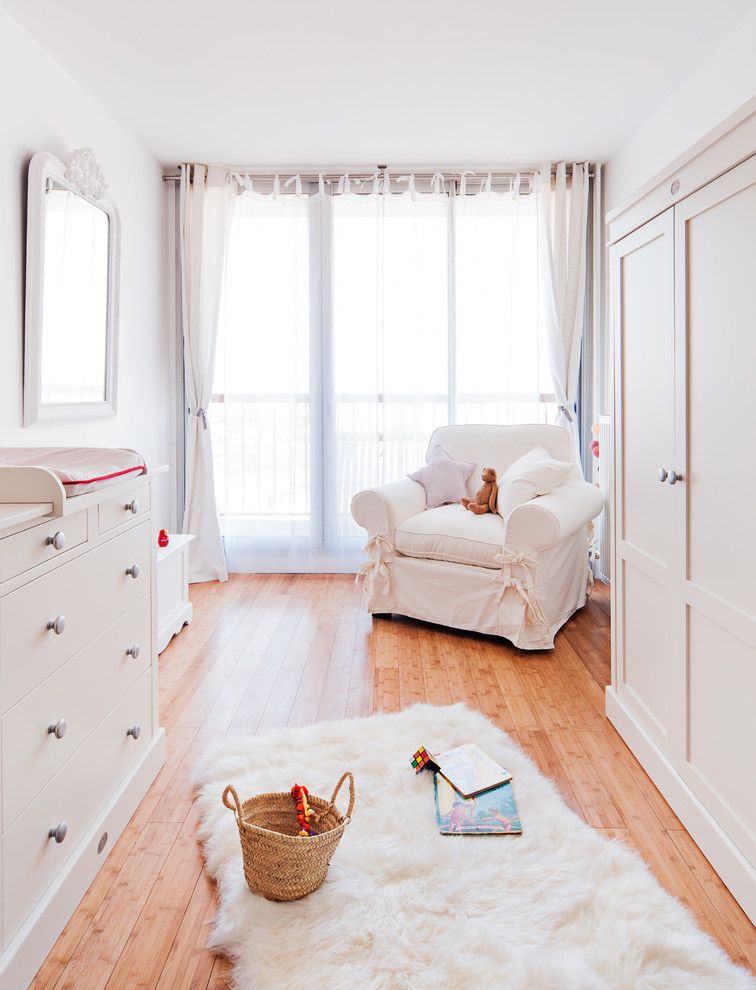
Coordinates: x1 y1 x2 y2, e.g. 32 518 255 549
611 209 684 753
674 154 756 867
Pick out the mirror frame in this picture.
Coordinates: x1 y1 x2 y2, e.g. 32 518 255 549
24 149 120 425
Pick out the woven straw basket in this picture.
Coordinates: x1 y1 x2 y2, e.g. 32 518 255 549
222 772 355 902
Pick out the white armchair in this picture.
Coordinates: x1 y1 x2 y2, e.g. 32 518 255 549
351 424 604 650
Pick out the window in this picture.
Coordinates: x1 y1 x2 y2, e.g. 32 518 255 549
212 178 553 570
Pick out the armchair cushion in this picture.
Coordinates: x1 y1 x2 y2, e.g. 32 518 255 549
497 445 574 517
395 504 505 569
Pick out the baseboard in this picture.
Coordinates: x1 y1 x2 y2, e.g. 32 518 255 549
605 689 755 923
0 729 167 990
157 602 193 653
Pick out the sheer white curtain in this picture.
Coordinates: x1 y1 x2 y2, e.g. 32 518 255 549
536 161 590 458
213 182 314 569
212 171 557 572
331 182 450 550
180 164 233 582
454 181 552 425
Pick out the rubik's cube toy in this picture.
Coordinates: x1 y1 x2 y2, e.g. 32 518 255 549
410 745 438 774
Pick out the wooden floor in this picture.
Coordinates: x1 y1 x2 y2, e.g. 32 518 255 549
31 575 755 988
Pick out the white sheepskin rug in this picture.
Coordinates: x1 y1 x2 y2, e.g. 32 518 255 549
194 703 754 990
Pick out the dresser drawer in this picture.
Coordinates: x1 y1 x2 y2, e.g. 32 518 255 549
98 483 150 535
2 597 151 826
2 671 151 945
0 510 88 583
0 522 151 711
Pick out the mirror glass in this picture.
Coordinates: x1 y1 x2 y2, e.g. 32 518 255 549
40 184 110 404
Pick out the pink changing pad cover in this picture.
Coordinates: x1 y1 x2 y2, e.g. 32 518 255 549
0 447 147 496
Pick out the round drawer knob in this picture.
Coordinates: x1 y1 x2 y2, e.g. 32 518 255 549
127 723 141 740
668 470 684 486
125 499 141 515
126 644 141 659
125 564 140 580
47 718 68 739
46 531 66 551
48 822 68 844
657 467 668 483
47 615 66 635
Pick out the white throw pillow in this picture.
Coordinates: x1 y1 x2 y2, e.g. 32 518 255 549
408 445 476 509
497 445 573 518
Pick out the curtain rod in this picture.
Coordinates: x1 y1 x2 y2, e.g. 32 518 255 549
162 163 596 182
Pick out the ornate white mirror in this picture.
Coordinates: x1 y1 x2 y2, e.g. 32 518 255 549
24 149 120 424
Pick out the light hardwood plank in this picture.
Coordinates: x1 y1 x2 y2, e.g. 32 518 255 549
29 576 752 989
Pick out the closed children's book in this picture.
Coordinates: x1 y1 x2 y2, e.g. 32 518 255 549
432 743 512 798
435 775 522 835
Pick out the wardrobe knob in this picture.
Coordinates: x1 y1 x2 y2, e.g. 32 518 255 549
125 563 140 579
46 531 66 551
125 499 140 515
47 615 66 635
47 718 67 739
668 470 684 486
657 468 668 483
126 644 141 659
48 822 68 844
127 723 141 740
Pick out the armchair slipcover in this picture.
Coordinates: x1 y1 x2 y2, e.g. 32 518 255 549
351 424 603 650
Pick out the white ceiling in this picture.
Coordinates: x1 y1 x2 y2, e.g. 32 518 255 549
3 0 754 167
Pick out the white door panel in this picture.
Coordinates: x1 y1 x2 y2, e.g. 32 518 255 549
621 561 675 739
618 225 675 565
674 154 756 853
612 209 683 752
687 608 756 866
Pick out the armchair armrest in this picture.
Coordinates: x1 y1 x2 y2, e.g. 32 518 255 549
503 480 604 554
351 479 426 544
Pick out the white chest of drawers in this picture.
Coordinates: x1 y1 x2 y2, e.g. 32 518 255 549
0 465 167 989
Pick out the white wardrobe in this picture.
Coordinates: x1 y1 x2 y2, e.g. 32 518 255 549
606 100 756 922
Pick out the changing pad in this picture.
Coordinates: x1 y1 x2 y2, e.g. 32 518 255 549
0 447 147 497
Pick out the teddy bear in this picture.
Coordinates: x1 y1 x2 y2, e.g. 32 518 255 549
461 467 498 515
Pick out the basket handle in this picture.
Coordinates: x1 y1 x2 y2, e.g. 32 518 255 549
328 771 355 823
222 784 243 824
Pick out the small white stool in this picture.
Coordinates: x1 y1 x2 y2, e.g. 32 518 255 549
156 533 196 653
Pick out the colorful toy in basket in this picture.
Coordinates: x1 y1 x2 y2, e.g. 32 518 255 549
291 783 317 836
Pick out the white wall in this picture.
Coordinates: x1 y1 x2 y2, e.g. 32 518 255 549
605 5 756 211
597 6 756 420
0 6 175 526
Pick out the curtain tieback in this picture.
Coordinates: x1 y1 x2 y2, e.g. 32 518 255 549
558 404 575 423
193 407 208 430
356 533 393 596
492 550 548 637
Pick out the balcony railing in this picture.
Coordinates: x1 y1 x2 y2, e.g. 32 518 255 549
211 392 556 523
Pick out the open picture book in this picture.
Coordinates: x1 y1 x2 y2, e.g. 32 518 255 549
430 743 512 799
